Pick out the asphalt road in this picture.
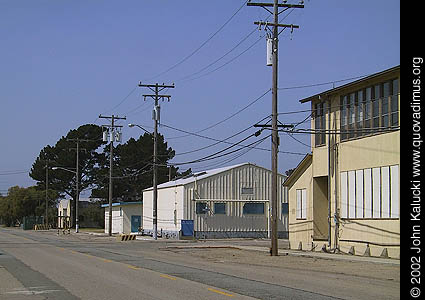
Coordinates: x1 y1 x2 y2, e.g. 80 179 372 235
0 228 399 300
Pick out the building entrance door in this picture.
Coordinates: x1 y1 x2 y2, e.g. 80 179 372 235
131 215 141 233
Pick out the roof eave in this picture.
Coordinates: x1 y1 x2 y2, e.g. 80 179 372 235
299 65 400 104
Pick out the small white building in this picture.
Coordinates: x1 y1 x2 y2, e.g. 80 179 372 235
57 199 71 229
102 202 143 234
142 163 288 239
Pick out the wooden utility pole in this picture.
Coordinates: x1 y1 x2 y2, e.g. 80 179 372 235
68 138 91 233
138 82 174 240
248 0 302 256
45 161 49 226
99 115 126 236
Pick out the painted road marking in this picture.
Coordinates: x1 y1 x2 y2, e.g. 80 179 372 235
160 274 177 280
208 288 234 297
126 264 140 270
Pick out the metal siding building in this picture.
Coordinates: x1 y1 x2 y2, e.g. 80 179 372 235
142 163 288 239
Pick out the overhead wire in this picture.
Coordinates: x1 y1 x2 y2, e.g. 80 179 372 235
161 123 306 156
143 0 249 81
166 88 271 140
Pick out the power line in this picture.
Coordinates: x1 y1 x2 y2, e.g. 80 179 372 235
179 6 295 84
277 74 373 91
166 134 271 167
164 115 272 157
143 1 248 81
167 88 271 140
161 122 306 156
0 170 29 176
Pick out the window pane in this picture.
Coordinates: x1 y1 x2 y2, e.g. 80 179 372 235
281 203 289 215
391 79 398 127
196 202 208 214
364 88 371 130
383 82 390 98
374 84 381 100
357 90 364 121
321 102 326 144
392 79 398 96
391 112 399 127
243 203 264 214
349 93 355 124
341 97 347 140
214 203 226 215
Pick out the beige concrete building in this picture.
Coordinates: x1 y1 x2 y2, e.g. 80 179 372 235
285 66 400 258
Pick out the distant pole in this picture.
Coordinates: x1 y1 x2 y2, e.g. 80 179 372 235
248 0 303 256
99 114 126 236
76 141 80 233
45 161 48 226
138 82 174 240
68 138 90 233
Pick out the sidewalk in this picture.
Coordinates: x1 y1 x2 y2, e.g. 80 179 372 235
79 231 400 266
161 240 400 265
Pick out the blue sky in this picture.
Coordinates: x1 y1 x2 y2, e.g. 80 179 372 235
0 0 400 195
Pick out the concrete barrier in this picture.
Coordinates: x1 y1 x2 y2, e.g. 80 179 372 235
118 234 136 241
34 224 50 230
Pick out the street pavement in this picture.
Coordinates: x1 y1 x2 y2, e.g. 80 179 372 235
0 228 400 300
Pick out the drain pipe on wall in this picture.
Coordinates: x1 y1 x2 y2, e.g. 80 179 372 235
327 99 332 250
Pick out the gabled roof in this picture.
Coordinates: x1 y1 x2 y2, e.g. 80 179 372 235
144 163 246 191
283 153 312 187
143 162 282 191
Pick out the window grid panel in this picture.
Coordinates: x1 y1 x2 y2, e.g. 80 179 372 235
381 167 390 218
372 168 381 218
348 171 356 219
301 189 307 220
364 169 373 218
340 172 348 218
296 189 302 219
390 165 400 218
356 170 364 218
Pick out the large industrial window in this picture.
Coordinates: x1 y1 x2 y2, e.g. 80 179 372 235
243 203 264 215
296 189 307 219
340 78 399 141
340 165 399 219
214 203 226 215
196 202 208 214
314 102 326 146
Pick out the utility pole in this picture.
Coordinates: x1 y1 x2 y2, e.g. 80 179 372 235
99 114 126 236
45 161 49 226
68 138 90 233
138 82 175 240
248 0 302 256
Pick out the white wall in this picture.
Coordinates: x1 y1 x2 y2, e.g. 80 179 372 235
122 204 143 233
104 207 123 234
143 186 184 233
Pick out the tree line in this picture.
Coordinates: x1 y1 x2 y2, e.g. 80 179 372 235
0 124 190 226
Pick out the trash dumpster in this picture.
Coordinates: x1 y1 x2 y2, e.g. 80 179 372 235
181 220 194 237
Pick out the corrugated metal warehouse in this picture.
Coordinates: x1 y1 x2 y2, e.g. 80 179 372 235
142 163 288 239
